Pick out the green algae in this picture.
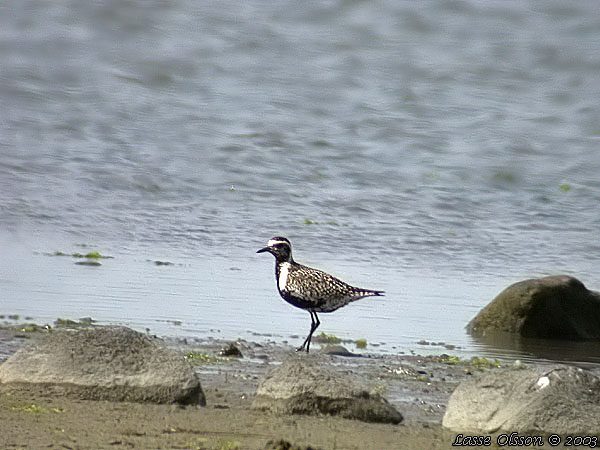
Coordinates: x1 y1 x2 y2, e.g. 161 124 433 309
54 317 96 328
314 332 341 344
355 338 368 349
50 251 114 259
11 404 64 414
216 440 241 450
154 260 174 266
440 355 500 368
11 323 53 333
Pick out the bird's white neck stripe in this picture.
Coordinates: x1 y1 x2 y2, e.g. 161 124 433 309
278 262 291 291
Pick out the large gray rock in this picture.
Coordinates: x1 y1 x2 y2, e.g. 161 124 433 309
468 275 600 340
0 326 205 405
252 354 402 424
443 365 600 434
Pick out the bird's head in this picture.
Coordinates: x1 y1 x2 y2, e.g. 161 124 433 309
257 236 293 262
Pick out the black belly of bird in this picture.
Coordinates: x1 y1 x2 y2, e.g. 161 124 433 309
280 289 319 311
280 288 352 313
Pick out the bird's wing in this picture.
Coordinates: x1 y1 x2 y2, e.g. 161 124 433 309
285 265 360 303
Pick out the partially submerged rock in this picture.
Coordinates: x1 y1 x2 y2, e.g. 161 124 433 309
252 354 402 424
468 275 600 340
443 365 600 434
0 326 205 405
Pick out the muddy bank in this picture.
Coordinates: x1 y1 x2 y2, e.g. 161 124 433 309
0 324 571 449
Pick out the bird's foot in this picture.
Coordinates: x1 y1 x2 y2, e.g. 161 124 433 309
296 342 311 353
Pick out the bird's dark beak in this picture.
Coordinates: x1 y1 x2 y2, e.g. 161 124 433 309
256 247 270 254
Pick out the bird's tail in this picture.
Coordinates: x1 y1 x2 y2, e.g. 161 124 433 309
371 290 385 296
359 289 384 297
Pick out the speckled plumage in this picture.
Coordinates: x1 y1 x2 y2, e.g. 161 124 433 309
276 262 381 312
257 236 383 352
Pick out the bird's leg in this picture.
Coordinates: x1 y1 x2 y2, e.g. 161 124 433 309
305 312 320 353
297 311 320 353
296 312 314 352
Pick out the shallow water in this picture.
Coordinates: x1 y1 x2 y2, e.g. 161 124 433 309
2 0 600 366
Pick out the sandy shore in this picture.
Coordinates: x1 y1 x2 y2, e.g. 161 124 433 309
0 325 505 449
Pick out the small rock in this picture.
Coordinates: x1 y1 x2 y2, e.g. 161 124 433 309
75 260 102 266
386 364 419 379
265 439 323 450
78 317 96 324
320 344 359 357
219 343 243 357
